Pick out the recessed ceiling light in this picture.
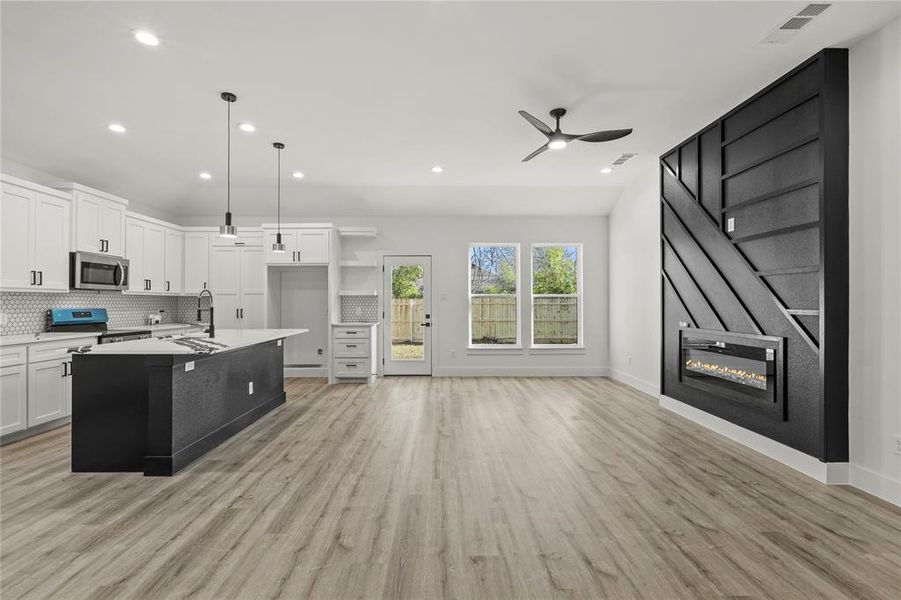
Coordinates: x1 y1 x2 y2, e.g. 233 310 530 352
238 122 256 133
600 167 613 174
431 165 443 173
292 171 304 179
199 172 212 180
132 29 159 47
108 123 126 133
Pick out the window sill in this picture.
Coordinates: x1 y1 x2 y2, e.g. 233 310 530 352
467 346 524 355
529 345 587 354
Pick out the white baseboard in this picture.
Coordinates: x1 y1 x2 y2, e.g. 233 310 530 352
432 366 608 377
284 367 328 378
659 394 846 485
848 464 901 506
607 369 660 398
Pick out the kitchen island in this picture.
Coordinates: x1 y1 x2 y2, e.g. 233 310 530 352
71 329 307 476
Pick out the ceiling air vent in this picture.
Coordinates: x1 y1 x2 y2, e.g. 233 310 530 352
761 3 831 44
611 153 637 167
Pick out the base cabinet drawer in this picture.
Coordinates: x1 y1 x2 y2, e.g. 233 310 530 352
0 345 27 368
333 327 370 339
334 359 370 378
334 340 368 357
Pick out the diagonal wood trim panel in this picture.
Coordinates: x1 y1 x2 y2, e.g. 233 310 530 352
660 49 849 461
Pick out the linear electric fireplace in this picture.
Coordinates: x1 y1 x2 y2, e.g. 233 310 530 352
679 329 785 420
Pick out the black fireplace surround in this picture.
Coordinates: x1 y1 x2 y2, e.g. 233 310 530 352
659 49 849 461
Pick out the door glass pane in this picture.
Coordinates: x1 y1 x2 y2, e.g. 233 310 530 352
391 264 424 361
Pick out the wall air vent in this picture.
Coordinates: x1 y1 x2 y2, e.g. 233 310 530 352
761 3 831 44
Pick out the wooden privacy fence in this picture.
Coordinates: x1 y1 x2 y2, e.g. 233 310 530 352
392 299 424 343
394 296 579 345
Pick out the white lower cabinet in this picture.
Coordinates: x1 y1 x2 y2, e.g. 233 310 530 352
0 364 28 435
26 358 68 427
330 324 378 383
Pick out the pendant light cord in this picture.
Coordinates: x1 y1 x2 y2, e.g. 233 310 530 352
277 145 281 233
226 100 231 213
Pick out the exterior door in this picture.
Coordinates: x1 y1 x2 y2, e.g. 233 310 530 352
383 256 432 375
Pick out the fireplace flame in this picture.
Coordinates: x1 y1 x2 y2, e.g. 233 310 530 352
685 359 767 386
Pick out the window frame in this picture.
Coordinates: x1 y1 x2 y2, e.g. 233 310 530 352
468 242 522 350
529 243 584 349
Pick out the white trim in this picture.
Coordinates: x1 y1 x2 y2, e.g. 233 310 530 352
848 464 901 507
607 369 660 397
659 394 843 484
0 173 73 201
529 243 583 348
468 243 521 349
284 367 329 377
466 347 523 355
528 346 586 355
434 366 608 377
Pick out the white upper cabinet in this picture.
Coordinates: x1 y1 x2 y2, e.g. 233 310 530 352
164 229 184 294
183 231 210 294
262 226 330 265
0 175 71 292
59 184 127 256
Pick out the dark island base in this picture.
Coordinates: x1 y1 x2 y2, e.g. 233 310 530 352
72 339 286 476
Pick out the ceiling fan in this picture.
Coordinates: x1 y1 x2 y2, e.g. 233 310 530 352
518 108 632 162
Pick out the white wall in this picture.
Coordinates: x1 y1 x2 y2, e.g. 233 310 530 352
848 17 901 504
183 214 609 376
607 168 661 396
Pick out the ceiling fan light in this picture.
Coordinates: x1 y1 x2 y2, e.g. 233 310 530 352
548 139 567 150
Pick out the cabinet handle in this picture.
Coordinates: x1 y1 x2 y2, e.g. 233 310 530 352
346 344 357 348
240 308 244 318
203 281 207 290
30 270 36 285
236 308 240 319
346 364 357 368
37 271 43 286
61 362 67 378
166 281 170 292
104 239 108 252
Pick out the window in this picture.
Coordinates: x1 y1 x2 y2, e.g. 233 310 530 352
469 244 520 347
531 244 582 347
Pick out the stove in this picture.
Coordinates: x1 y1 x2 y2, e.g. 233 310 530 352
48 308 152 344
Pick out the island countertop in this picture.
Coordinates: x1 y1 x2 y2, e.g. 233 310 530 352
83 328 308 355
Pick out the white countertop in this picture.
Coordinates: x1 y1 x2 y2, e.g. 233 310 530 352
83 328 308 355
0 332 99 346
332 322 379 327
0 323 203 347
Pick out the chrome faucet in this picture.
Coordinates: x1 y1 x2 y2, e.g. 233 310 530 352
196 289 215 338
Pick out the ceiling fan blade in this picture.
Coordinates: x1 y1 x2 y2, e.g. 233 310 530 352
522 143 549 162
575 128 633 143
519 110 553 137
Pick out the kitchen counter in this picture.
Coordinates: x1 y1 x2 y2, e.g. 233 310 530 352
84 328 308 355
71 328 307 476
0 332 100 346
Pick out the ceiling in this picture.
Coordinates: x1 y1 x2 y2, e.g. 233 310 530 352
2 1 899 219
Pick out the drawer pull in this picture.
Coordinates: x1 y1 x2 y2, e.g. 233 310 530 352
345 364 357 368
346 344 357 348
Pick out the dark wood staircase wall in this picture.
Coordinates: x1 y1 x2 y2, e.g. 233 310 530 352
660 49 849 461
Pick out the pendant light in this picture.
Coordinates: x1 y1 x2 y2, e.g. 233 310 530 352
219 91 238 238
272 142 286 253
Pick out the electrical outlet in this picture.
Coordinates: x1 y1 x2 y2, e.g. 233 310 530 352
894 434 901 455
727 217 735 233
318 348 323 356
248 381 254 395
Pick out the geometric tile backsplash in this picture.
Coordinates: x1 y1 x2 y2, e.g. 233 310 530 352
340 295 379 323
0 290 182 336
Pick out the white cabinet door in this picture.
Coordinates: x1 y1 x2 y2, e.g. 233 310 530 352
32 193 70 291
100 201 126 256
125 219 144 292
240 292 267 329
164 228 184 294
214 292 240 331
27 359 67 427
264 230 297 264
297 230 330 264
184 232 210 293
240 246 265 294
74 192 102 253
0 364 28 435
143 224 165 293
210 246 240 294
0 185 34 289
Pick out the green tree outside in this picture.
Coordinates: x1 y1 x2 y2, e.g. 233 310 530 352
532 246 577 294
392 265 424 299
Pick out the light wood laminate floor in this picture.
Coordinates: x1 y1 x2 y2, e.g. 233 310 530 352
1 377 900 599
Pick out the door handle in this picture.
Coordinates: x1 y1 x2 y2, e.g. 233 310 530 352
421 322 431 327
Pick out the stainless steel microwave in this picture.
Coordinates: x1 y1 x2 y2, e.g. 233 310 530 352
70 252 129 291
